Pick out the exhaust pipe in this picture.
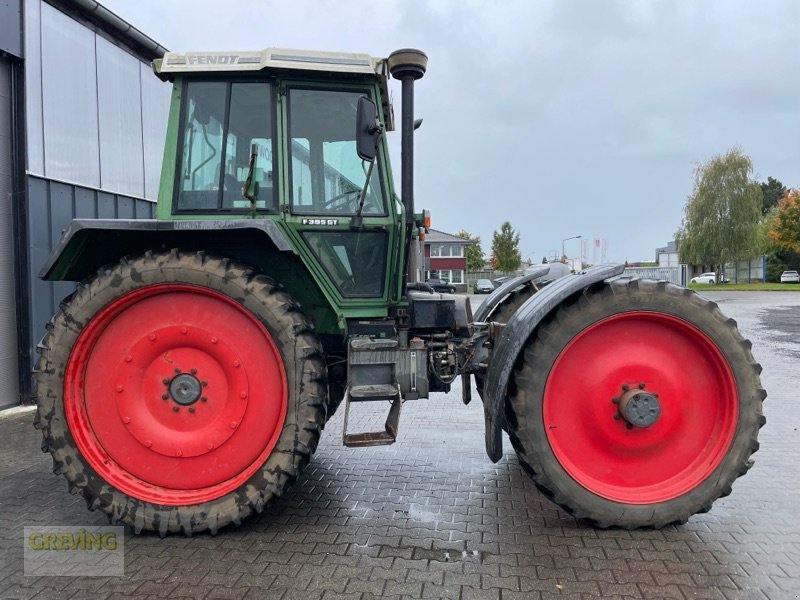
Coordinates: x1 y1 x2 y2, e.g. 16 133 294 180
387 49 427 286
387 49 427 223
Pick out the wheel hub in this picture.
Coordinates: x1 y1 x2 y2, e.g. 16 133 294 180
618 387 661 428
168 373 202 406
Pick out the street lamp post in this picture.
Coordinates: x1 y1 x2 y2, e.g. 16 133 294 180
561 235 582 262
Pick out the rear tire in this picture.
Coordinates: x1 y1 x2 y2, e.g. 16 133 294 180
34 250 327 536
506 278 765 528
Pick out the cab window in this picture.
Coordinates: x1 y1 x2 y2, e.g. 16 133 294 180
288 88 384 215
175 81 275 212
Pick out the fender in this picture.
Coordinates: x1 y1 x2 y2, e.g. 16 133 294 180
39 219 292 281
473 266 549 322
482 263 626 462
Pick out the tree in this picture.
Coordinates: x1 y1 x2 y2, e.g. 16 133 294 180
767 189 800 253
757 192 800 281
675 147 762 279
456 230 485 271
490 221 521 272
760 176 787 216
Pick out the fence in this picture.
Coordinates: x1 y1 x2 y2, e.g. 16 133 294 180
723 257 766 283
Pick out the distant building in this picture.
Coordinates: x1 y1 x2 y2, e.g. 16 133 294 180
656 241 680 267
423 229 470 292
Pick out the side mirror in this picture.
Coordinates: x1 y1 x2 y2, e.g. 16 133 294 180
356 96 379 162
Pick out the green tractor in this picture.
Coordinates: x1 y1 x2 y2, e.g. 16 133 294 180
34 47 765 536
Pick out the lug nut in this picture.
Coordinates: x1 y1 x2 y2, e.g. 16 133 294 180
188 406 195 413
162 378 169 385
611 397 619 404
172 406 179 412
638 382 646 389
174 368 181 374
200 396 207 402
190 368 197 375
622 384 630 392
161 393 169 400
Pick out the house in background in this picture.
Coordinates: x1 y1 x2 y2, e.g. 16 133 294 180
423 229 470 292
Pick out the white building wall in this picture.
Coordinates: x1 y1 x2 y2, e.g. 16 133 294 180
24 0 170 200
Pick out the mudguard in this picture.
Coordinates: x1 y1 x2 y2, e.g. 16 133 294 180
473 266 549 322
39 219 291 281
482 263 626 462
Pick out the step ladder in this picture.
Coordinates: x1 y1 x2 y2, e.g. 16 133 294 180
341 383 402 447
342 337 403 447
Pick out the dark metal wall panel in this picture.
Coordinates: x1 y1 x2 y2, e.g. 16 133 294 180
96 191 115 218
117 196 134 219
24 175 156 400
0 59 18 407
27 177 53 366
74 186 97 218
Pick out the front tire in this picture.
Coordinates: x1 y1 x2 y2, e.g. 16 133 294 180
506 278 765 528
34 250 327 535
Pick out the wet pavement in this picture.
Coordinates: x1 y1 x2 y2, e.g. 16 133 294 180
1 290 799 599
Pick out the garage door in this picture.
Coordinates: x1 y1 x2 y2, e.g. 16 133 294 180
0 58 19 408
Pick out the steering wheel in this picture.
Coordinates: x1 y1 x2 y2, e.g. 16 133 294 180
323 189 360 212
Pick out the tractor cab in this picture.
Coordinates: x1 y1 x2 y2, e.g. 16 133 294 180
156 48 404 311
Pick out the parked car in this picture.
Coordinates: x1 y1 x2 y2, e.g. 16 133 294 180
690 272 729 284
473 279 494 294
425 278 456 293
780 270 800 283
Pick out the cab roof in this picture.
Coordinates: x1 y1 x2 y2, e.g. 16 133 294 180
153 47 393 129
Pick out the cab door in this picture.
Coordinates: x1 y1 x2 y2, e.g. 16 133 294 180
278 83 397 311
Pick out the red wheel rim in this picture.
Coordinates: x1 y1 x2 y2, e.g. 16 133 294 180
63 284 287 505
543 311 738 504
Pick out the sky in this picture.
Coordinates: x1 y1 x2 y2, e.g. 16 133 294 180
101 0 800 263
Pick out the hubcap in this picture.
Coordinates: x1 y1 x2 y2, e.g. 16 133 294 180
169 373 202 406
617 387 661 428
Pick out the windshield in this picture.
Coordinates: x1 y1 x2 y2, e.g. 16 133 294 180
175 80 275 212
288 88 384 215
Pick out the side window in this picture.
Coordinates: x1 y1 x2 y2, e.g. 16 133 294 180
288 88 385 215
176 81 275 211
302 231 387 297
177 82 225 209
223 83 274 210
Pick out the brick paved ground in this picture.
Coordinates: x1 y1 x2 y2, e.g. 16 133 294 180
1 291 799 600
